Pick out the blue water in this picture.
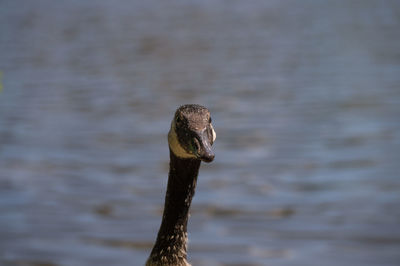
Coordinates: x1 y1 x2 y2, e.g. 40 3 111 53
1 1 400 265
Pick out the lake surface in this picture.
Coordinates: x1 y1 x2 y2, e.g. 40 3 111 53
1 0 400 265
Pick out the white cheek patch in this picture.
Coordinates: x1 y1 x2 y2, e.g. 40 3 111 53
168 122 196 159
210 124 216 142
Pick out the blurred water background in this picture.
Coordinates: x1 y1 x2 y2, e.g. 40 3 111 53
1 0 400 265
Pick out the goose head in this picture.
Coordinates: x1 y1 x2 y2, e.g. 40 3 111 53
168 104 216 162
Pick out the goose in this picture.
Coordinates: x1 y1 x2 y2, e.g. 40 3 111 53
146 104 216 266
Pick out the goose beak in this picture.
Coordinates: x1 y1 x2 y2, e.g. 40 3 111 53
194 130 215 163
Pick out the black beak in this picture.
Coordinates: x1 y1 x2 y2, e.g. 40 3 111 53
193 130 215 163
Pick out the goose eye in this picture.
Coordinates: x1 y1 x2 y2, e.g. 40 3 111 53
176 116 182 124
